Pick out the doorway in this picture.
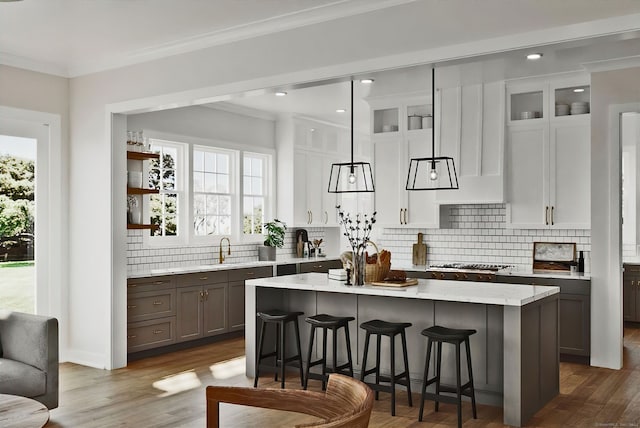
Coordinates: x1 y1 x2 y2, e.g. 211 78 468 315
0 133 36 313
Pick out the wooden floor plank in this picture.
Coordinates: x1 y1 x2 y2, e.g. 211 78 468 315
45 327 640 427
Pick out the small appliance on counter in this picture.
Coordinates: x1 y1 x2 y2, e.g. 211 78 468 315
295 229 308 258
532 242 576 271
427 263 513 282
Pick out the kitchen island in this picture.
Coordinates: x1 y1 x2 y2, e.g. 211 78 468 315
245 273 560 427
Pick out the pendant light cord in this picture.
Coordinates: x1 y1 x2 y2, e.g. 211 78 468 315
350 79 354 173
431 68 436 170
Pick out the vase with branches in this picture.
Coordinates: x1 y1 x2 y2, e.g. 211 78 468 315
336 205 376 285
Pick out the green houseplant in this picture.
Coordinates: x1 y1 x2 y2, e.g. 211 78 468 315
259 219 286 261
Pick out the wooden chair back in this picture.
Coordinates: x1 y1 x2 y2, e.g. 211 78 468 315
206 373 374 428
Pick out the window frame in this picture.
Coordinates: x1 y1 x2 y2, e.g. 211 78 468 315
145 137 189 247
191 144 237 243
241 151 272 241
139 131 275 248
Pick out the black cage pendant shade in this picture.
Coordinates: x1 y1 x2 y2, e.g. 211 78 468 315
406 68 459 191
328 80 375 193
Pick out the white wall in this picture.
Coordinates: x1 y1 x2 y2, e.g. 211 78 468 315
591 66 640 369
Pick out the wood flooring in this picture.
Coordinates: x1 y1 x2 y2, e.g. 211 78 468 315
46 327 640 427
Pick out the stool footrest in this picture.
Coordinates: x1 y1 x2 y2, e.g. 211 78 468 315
436 382 474 396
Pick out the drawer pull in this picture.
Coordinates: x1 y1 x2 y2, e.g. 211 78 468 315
152 301 163 306
199 276 208 281
153 330 164 335
127 335 137 339
431 272 438 279
127 305 137 309
246 272 255 277
153 281 166 285
128 284 137 288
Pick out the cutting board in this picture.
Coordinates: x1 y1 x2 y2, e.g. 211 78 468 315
412 233 427 265
371 278 419 287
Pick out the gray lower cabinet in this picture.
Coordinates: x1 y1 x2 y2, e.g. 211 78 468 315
176 271 228 342
127 265 274 354
127 275 177 352
496 275 590 357
299 259 343 273
228 266 273 331
623 264 640 322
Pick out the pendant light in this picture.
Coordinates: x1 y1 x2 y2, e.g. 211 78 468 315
406 67 459 191
328 80 375 193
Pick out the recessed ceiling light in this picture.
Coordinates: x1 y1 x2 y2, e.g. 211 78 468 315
310 128 315 132
336 109 346 113
275 91 287 97
573 88 585 93
526 53 543 60
360 79 374 84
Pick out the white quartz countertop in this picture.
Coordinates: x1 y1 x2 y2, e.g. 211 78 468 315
127 255 342 279
246 272 559 307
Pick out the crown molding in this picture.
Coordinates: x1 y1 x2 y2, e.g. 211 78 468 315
0 51 68 77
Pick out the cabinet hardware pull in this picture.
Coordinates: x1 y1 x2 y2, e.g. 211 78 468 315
404 208 408 224
324 211 328 224
127 335 137 339
152 301 163 306
199 276 208 281
153 281 166 285
127 305 137 309
205 290 209 299
310 211 313 223
246 272 254 276
545 206 549 225
439 273 445 280
632 280 635 286
551 206 555 225
128 284 137 288
431 272 438 279
152 330 163 335
400 209 403 224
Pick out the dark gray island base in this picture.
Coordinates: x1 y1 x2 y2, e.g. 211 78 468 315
245 273 560 426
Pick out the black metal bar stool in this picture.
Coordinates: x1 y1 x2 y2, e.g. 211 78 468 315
419 325 477 428
254 310 304 389
359 319 413 416
304 314 355 390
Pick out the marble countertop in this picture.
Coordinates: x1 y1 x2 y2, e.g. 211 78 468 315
127 255 342 279
246 272 559 307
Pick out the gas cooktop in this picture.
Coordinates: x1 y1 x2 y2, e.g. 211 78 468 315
428 263 512 272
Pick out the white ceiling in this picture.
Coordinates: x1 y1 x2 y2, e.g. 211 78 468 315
4 0 640 132
2 0 640 78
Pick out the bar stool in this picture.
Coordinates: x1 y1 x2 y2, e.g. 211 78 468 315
419 325 477 428
254 310 304 389
359 319 413 416
304 314 355 390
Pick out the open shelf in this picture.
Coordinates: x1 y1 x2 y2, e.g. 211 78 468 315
127 187 160 195
127 151 160 161
127 223 159 231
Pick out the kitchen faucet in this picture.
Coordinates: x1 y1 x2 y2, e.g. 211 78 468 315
219 237 231 263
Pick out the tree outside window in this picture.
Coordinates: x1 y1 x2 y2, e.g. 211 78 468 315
149 143 179 236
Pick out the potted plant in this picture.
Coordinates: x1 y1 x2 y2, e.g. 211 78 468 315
259 219 286 261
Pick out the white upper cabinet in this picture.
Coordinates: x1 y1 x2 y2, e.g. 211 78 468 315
370 94 439 228
505 74 590 229
277 114 370 228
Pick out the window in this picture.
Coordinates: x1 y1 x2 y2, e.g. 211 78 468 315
193 146 232 236
243 153 267 235
149 140 184 238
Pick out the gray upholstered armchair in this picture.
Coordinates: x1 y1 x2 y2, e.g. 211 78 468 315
0 311 59 409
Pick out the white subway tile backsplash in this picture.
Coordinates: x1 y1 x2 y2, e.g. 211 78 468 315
377 203 591 272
